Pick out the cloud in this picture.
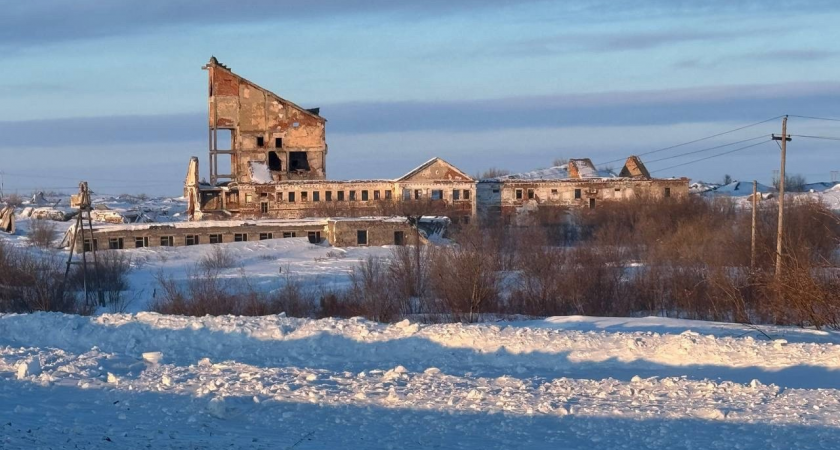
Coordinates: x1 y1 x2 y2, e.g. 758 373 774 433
2 81 839 149
323 81 840 133
503 29 758 56
742 49 838 61
0 0 547 47
673 48 837 69
3 1 837 48
0 113 204 148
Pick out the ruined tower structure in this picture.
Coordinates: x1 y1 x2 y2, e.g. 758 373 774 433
204 56 327 184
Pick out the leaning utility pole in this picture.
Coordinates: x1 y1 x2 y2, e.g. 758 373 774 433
751 180 757 271
772 116 791 279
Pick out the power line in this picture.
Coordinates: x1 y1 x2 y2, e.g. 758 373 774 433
644 135 768 164
789 114 840 123
0 171 174 184
650 139 772 174
597 115 783 165
790 134 840 141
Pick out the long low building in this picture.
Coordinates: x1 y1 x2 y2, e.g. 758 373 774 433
63 216 447 252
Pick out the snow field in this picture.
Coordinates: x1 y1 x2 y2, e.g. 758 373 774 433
3 313 840 448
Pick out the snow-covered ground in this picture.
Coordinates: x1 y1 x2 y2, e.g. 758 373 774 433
3 313 840 449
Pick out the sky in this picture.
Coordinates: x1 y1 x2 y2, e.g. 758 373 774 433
1 0 840 196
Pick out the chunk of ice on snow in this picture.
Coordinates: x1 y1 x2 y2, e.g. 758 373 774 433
15 358 41 379
142 352 163 364
207 397 226 419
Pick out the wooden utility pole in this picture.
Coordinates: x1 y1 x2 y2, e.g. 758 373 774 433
772 116 791 279
751 180 757 271
63 182 104 308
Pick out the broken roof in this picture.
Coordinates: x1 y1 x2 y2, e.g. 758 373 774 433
203 56 324 122
488 159 616 182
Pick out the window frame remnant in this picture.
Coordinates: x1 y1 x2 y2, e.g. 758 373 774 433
289 151 310 172
267 151 282 172
84 239 98 252
356 229 368 246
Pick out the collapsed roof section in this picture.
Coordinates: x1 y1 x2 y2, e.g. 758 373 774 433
486 156 653 182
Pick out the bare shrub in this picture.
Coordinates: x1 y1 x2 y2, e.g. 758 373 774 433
199 245 237 271
508 230 569 316
151 265 318 318
268 273 317 318
3 192 23 208
761 251 840 329
430 225 502 322
346 256 401 322
151 268 240 316
387 244 432 315
27 219 58 248
0 240 84 313
318 290 360 319
68 250 132 308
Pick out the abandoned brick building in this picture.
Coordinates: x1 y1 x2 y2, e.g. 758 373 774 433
183 57 688 233
477 157 689 223
185 57 475 224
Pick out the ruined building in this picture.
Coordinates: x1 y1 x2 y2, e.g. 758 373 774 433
477 157 689 223
184 57 688 228
185 57 474 223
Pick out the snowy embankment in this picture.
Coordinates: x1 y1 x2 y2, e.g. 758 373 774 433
3 314 840 449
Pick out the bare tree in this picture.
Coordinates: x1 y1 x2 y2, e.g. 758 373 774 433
552 158 569 167
773 173 807 192
478 168 510 179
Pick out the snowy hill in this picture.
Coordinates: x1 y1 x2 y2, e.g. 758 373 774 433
2 313 840 449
